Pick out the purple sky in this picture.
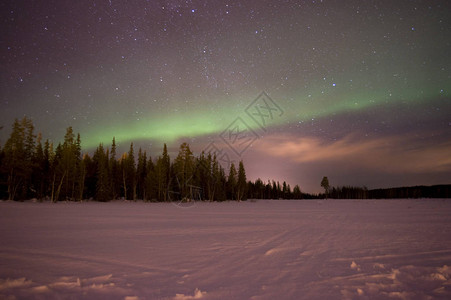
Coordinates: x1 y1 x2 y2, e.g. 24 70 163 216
1 0 450 193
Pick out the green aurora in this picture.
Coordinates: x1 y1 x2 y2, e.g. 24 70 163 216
80 79 449 150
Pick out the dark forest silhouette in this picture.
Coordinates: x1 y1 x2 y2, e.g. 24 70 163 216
0 117 449 201
0 117 305 201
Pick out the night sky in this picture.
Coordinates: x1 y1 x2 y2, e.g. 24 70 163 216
1 0 450 193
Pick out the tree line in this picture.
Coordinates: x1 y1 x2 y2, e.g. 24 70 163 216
322 185 451 199
0 117 305 202
319 176 451 199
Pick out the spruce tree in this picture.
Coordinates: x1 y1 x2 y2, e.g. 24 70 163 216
109 137 120 200
293 185 302 199
173 142 195 201
2 117 35 200
120 143 136 200
94 144 110 201
51 143 66 202
227 163 237 200
155 144 170 201
54 126 81 201
136 148 147 200
145 156 156 201
32 133 45 199
237 161 247 201
217 165 227 201
321 176 330 198
206 153 215 201
83 153 96 199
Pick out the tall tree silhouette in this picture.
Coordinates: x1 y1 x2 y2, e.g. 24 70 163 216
321 176 330 198
237 161 247 201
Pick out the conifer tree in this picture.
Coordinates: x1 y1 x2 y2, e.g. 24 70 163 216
155 144 170 201
62 127 75 199
205 153 215 201
31 133 45 199
94 143 110 201
237 161 247 201
293 185 302 199
217 165 227 201
51 143 65 202
2 117 35 200
173 142 194 200
136 148 147 200
109 137 120 200
253 178 263 199
120 143 136 200
51 127 82 201
193 152 207 200
321 176 330 198
77 155 86 201
227 163 237 200
83 153 96 199
145 156 156 201
128 143 136 200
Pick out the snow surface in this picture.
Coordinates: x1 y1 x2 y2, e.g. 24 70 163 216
1 199 451 299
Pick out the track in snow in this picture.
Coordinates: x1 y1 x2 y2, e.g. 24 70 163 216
1 199 451 299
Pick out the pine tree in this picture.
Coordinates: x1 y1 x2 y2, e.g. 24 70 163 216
136 148 147 200
193 152 207 201
43 139 51 197
155 144 170 201
2 117 35 200
253 178 264 199
205 153 215 201
109 137 120 200
236 160 247 201
321 176 330 198
145 156 156 201
227 163 237 200
62 127 75 199
83 153 96 199
52 127 82 201
77 155 86 201
173 142 195 201
94 143 110 201
31 133 45 199
51 143 66 202
23 118 36 163
120 143 136 200
128 144 137 200
217 165 227 201
293 185 302 199
282 181 288 199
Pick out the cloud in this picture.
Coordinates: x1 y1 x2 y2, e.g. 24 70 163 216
255 133 451 174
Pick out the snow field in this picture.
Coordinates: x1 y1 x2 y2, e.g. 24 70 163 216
1 199 451 299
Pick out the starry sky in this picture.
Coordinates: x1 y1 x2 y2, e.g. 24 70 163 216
1 0 450 193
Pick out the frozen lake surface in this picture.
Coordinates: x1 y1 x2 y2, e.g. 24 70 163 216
1 199 451 299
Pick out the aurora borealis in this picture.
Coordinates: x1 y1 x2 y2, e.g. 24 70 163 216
1 0 450 193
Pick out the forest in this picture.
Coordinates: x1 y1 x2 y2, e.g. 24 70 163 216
0 117 305 202
1 117 449 201
324 185 451 199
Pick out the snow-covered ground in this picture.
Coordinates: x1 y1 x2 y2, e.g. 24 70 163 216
1 199 451 299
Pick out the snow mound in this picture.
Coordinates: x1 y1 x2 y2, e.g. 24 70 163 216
0 278 32 290
373 263 386 269
174 288 206 299
339 264 451 299
350 261 361 271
